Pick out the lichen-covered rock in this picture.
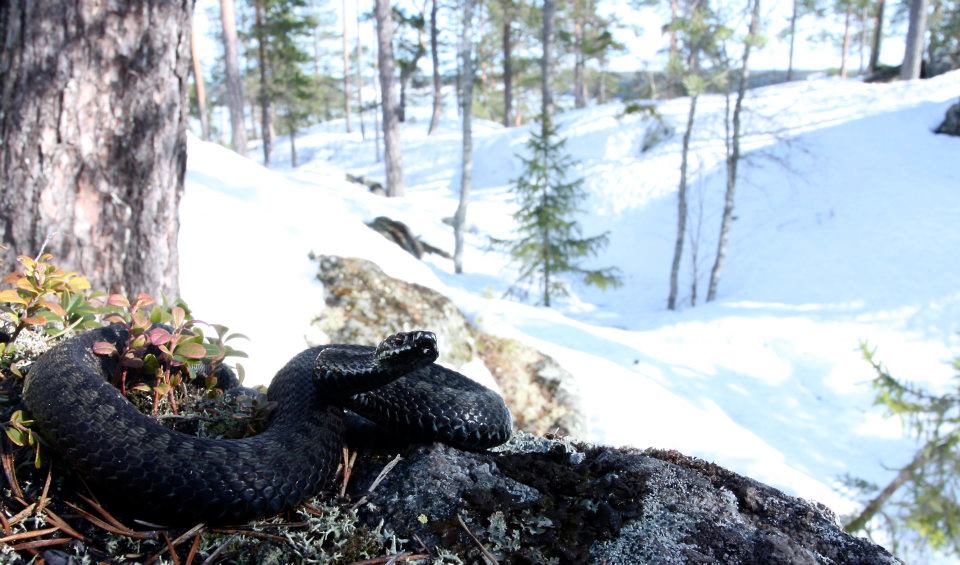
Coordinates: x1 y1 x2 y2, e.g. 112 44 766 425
475 333 586 437
348 433 900 565
312 255 476 366
311 255 586 437
935 100 960 137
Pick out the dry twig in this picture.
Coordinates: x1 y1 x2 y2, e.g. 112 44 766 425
348 552 431 565
457 513 499 565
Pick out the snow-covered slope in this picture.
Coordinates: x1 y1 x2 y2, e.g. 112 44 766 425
180 72 960 520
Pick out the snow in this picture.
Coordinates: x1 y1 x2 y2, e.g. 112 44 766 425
180 71 960 540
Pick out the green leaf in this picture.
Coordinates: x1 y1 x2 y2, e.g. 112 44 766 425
5 427 26 447
131 383 152 393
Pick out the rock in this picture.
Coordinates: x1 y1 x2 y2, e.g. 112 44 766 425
311 256 587 437
935 100 960 137
312 255 477 366
475 333 587 437
349 433 901 565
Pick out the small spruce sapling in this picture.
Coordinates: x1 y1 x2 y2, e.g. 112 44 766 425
497 113 621 306
843 344 960 558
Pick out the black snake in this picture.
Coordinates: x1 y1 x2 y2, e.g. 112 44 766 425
22 325 512 525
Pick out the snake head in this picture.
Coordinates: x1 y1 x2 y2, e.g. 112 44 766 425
376 331 439 372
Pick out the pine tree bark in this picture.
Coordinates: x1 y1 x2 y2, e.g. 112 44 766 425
900 0 929 80
454 0 476 274
342 0 352 133
429 0 443 135
706 0 761 303
0 0 190 298
254 0 273 165
502 1 514 127
869 0 885 72
375 0 404 196
220 0 248 153
191 23 211 141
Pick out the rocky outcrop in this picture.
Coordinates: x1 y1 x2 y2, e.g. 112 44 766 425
475 333 586 437
311 255 477 366
349 432 900 565
935 100 960 137
311 255 587 437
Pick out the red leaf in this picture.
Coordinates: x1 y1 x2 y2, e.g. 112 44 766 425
21 315 48 326
92 341 118 357
41 300 67 318
146 327 172 346
107 294 130 308
103 313 127 325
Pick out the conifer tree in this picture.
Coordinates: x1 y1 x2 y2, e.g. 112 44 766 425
844 347 960 559
500 117 620 307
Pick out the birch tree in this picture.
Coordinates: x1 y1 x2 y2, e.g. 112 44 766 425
220 0 248 153
454 0 476 274
707 0 762 303
429 0 443 134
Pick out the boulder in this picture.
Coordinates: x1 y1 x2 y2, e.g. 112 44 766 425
349 432 900 565
311 255 587 437
935 100 960 137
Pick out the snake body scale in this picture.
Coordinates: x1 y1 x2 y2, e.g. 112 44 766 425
22 325 512 525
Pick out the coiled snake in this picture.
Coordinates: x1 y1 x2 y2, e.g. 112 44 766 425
22 325 512 525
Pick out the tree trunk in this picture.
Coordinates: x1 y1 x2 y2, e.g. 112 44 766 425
356 7 367 140
926 0 941 70
289 125 298 168
375 0 404 196
787 0 798 80
841 5 851 78
191 22 210 141
502 2 514 127
341 0 352 133
669 0 679 62
220 0 247 154
541 0 556 124
254 0 273 165
454 0 476 274
869 0 885 73
0 0 190 298
399 71 409 123
429 0 443 134
573 15 586 109
668 94 697 311
706 0 760 303
900 0 929 80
